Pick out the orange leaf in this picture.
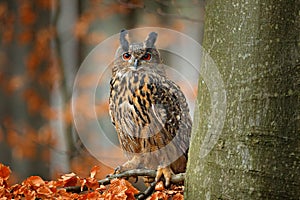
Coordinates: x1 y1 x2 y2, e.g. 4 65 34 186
85 177 99 191
80 178 87 192
96 184 107 192
0 163 11 181
83 190 102 199
172 193 184 200
90 165 101 178
23 176 45 188
0 186 8 197
105 179 139 200
26 52 41 72
19 2 36 25
23 89 45 114
18 29 33 44
59 173 79 187
154 181 165 191
37 0 53 9
149 191 168 200
36 185 52 196
24 188 36 199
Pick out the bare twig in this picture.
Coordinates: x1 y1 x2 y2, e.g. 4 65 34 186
65 169 185 195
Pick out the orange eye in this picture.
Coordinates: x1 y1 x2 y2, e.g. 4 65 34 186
142 52 152 61
122 53 131 60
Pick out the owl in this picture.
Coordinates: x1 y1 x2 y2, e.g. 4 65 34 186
109 30 192 186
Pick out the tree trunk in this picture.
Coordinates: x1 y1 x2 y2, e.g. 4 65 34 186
186 1 300 199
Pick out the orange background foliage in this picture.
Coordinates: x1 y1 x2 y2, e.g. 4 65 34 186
0 0 204 188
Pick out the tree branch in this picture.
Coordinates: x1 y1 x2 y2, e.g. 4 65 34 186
65 169 185 194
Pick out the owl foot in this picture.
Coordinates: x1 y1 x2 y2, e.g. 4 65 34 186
114 156 141 174
111 166 139 183
155 166 172 187
113 166 122 174
105 166 122 178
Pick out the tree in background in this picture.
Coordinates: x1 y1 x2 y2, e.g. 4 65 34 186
186 0 300 199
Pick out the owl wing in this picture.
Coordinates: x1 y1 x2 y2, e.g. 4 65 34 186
149 79 192 156
109 78 117 127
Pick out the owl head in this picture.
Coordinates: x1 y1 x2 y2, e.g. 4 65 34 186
113 30 165 76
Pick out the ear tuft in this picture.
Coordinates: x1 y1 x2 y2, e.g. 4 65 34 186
145 32 157 49
120 29 129 51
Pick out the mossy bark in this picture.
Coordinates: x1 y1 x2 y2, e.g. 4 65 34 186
186 0 300 199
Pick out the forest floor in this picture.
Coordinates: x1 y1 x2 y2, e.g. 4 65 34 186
0 163 184 200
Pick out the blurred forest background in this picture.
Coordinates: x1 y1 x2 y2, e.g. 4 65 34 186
0 0 205 183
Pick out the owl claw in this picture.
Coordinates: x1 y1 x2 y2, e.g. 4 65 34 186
114 166 122 174
155 166 172 187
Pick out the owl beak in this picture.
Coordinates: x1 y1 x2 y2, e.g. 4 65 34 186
133 59 139 69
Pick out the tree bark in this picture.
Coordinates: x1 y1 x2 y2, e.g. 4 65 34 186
186 0 300 199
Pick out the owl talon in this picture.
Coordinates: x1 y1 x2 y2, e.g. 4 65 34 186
155 166 172 187
133 176 139 183
114 166 122 174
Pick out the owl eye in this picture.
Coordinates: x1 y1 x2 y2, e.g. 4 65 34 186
142 52 152 61
122 52 131 61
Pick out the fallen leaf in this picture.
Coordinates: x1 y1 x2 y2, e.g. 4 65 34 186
154 181 164 191
0 164 11 181
149 191 168 200
36 185 53 197
90 165 101 178
172 193 184 200
23 176 45 188
59 173 79 187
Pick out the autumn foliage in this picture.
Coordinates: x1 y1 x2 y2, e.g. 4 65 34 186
0 163 184 199
0 163 137 199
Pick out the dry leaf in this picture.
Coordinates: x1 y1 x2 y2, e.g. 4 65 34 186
0 164 11 181
23 176 45 188
154 181 164 191
90 165 101 178
59 173 79 187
